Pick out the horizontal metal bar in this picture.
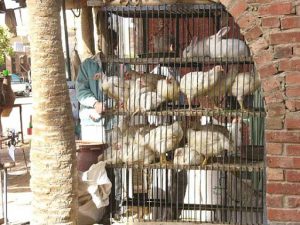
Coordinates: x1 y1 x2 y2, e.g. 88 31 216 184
101 56 254 65
103 108 266 118
88 1 225 11
124 222 264 225
106 161 264 171
123 199 264 212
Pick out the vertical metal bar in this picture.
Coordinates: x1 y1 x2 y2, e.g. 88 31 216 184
3 169 7 224
0 168 4 223
62 0 72 80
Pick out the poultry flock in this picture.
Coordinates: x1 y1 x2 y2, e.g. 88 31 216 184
97 64 260 166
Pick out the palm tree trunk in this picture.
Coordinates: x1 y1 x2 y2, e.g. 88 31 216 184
27 1 78 224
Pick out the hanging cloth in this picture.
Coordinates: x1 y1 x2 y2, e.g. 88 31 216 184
71 49 81 81
5 9 17 37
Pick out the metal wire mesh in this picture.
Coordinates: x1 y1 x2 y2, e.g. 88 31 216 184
94 2 265 224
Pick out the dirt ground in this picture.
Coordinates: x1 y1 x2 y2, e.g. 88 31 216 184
0 143 31 225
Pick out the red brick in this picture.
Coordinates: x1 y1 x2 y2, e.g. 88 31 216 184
279 58 300 72
286 71 300 84
267 156 300 169
266 116 283 130
267 103 286 117
286 112 300 130
274 46 293 59
286 144 300 156
264 91 284 104
266 194 283 208
266 131 300 143
286 86 300 98
268 209 300 222
266 143 283 155
262 17 280 28
253 50 273 65
297 5 300 16
246 0 272 3
270 32 300 45
228 0 247 18
236 12 257 30
286 170 300 182
284 196 300 208
250 37 268 53
286 100 300 111
286 119 300 130
293 46 300 56
258 63 278 78
267 168 284 181
281 16 300 30
261 78 280 92
258 2 293 16
244 25 263 42
267 182 300 195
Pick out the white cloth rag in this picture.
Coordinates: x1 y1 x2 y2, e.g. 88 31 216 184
82 161 112 208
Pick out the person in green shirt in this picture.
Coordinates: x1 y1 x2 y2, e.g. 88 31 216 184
76 29 121 143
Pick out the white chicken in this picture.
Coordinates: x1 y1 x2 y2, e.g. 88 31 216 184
229 117 243 149
122 143 155 165
173 147 205 166
230 72 261 110
206 65 239 108
125 70 166 89
101 146 122 165
143 121 183 164
139 92 165 113
187 124 233 166
180 65 224 109
157 75 180 102
126 78 165 115
95 72 135 108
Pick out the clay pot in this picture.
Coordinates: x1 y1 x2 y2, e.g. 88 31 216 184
2 76 15 117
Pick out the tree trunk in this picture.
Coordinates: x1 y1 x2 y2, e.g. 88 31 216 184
27 1 78 224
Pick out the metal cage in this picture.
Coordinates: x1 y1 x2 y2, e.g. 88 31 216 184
86 2 265 224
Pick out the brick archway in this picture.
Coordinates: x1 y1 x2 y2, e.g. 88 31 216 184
219 0 300 224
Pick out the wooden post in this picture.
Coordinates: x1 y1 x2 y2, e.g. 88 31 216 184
81 6 95 59
96 9 109 57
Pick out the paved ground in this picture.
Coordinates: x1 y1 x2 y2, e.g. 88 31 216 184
1 96 32 224
1 144 31 224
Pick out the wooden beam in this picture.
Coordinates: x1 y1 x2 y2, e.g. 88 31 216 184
87 0 221 7
124 222 236 225
65 0 87 9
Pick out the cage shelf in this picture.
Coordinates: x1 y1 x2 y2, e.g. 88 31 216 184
103 108 266 118
101 56 254 65
88 2 226 18
122 200 264 212
106 161 264 172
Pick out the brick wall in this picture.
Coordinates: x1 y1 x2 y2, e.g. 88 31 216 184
219 0 300 224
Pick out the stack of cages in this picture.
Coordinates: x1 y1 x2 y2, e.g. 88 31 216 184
94 2 265 224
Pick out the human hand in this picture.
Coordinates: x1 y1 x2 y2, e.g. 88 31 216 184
93 72 103 80
94 101 106 114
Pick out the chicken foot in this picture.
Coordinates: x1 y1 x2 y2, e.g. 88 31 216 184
238 99 245 111
201 156 211 167
153 154 172 166
187 97 192 110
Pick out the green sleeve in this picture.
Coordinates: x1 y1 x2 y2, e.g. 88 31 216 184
75 59 99 108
